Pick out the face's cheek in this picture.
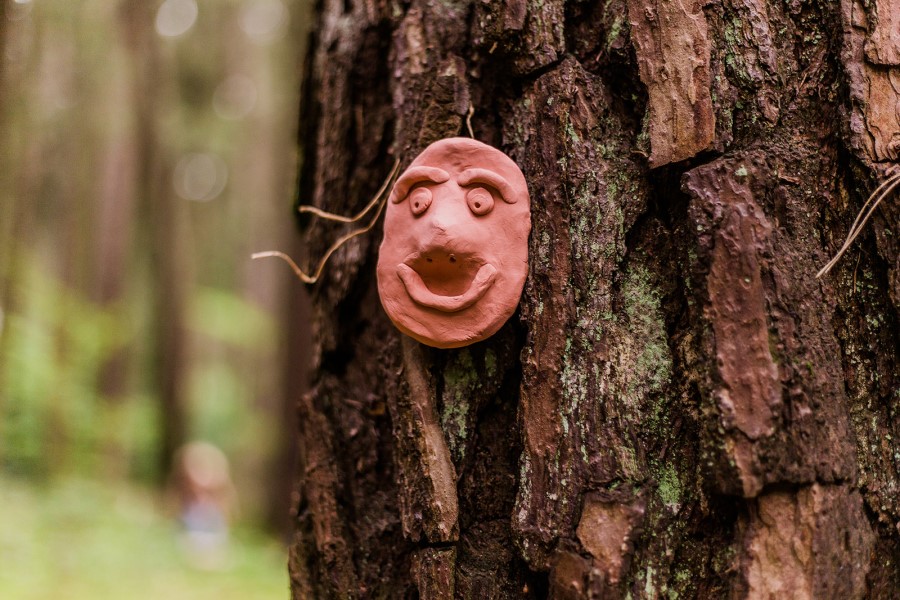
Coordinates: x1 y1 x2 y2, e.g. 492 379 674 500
382 204 417 257
483 206 529 259
377 206 412 308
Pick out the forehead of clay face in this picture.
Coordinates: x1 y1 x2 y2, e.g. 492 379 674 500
389 138 529 207
418 138 525 183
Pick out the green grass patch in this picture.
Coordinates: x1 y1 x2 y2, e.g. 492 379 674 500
0 475 288 600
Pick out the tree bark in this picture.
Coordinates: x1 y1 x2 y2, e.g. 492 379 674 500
289 0 900 597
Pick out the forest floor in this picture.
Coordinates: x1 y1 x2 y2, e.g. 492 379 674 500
0 475 288 599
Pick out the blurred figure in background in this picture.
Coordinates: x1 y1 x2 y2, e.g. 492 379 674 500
170 441 237 570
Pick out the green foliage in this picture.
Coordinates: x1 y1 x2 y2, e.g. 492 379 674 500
191 286 275 350
2 260 132 477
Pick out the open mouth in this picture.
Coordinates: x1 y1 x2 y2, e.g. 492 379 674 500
396 249 497 313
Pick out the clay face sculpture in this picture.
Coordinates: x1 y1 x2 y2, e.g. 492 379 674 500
377 138 531 348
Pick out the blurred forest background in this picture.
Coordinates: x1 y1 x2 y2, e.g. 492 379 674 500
0 0 310 597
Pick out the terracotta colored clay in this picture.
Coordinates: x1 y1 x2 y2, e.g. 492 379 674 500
377 138 531 348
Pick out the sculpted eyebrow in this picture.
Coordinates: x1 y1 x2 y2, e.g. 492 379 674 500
457 168 518 203
390 166 451 203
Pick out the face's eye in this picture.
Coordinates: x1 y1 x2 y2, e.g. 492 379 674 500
466 187 494 216
409 187 433 216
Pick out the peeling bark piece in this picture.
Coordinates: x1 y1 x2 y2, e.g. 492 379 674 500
863 67 900 161
412 546 456 600
686 153 859 498
736 485 874 599
685 159 779 442
389 339 459 543
707 202 779 442
627 0 715 167
685 155 777 497
842 0 900 162
575 496 644 584
510 62 580 570
864 0 900 65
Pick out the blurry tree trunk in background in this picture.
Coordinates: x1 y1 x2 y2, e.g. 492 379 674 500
0 1 6 115
284 0 900 596
92 137 137 408
0 0 10 461
0 1 41 464
92 74 139 474
0 0 8 325
121 0 189 480
266 232 309 535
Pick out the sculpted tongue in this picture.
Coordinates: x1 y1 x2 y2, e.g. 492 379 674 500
397 263 497 313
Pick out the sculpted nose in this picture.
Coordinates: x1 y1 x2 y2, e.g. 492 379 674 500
426 186 466 235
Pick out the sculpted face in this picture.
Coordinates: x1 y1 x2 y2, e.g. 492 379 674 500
377 138 531 348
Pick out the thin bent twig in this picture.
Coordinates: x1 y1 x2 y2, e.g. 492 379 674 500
253 159 400 284
297 159 401 222
817 169 900 278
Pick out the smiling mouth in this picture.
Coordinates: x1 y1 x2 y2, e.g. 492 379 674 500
396 250 497 313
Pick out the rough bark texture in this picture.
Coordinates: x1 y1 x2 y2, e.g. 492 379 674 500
289 0 900 597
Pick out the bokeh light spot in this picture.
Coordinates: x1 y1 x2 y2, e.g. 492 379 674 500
174 153 228 202
155 0 198 38
239 0 288 45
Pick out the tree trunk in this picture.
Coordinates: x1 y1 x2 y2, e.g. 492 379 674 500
121 0 190 479
289 0 900 597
